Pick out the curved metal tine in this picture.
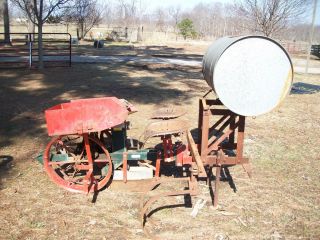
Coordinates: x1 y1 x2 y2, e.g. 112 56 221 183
141 189 197 240
140 177 190 209
140 177 198 240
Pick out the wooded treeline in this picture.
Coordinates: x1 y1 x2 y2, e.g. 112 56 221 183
97 0 319 42
2 0 318 42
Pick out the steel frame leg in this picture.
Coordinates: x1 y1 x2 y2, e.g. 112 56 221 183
123 152 128 183
213 165 221 207
155 151 161 178
83 133 96 193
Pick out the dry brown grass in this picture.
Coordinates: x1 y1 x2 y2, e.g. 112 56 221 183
0 43 319 240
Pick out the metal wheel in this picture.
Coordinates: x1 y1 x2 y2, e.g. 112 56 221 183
43 133 112 193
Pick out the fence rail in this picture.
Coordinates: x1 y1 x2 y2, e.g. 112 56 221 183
0 32 71 68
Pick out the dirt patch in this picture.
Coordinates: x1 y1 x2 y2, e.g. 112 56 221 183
0 56 319 239
126 61 201 72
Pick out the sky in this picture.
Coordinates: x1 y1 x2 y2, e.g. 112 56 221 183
104 0 319 24
140 0 231 10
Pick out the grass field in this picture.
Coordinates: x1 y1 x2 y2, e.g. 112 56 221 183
0 43 319 240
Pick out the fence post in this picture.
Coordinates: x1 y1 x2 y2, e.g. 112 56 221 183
69 34 72 67
28 33 32 68
306 0 318 74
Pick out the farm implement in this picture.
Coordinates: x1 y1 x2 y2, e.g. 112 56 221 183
37 36 293 239
38 96 250 238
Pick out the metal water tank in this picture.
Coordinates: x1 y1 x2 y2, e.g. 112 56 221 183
202 36 293 116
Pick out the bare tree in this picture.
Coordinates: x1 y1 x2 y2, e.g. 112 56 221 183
116 0 138 27
13 5 36 34
168 5 181 31
2 0 11 44
102 1 115 27
189 3 207 38
12 0 70 68
236 0 311 37
64 0 102 40
137 0 147 42
155 7 168 32
187 2 225 39
104 0 140 42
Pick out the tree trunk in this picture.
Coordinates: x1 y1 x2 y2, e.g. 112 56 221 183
3 0 11 45
28 18 35 33
175 26 177 41
137 26 142 42
27 18 35 42
38 22 44 69
80 23 84 40
125 27 128 39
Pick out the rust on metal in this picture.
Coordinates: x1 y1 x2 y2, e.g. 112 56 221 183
123 152 128 183
155 151 161 178
43 134 112 193
186 130 207 178
143 119 188 140
150 107 186 119
213 150 223 207
197 98 251 207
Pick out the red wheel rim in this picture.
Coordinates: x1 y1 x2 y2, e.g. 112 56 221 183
43 134 112 193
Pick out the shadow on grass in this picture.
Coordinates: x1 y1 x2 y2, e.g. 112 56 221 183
73 43 204 61
138 45 204 61
208 166 238 206
74 43 136 57
0 62 205 150
291 82 320 94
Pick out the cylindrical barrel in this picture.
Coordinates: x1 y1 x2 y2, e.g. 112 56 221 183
202 36 293 116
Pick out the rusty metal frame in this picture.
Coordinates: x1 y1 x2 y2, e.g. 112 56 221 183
194 98 251 207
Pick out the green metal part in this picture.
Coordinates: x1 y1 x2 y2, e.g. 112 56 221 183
101 149 157 176
36 154 44 164
110 149 157 162
111 126 127 152
37 125 161 177
36 153 68 165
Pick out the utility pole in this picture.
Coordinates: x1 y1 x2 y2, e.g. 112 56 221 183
305 0 318 74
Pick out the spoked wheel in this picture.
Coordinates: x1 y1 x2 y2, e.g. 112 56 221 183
44 133 112 193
